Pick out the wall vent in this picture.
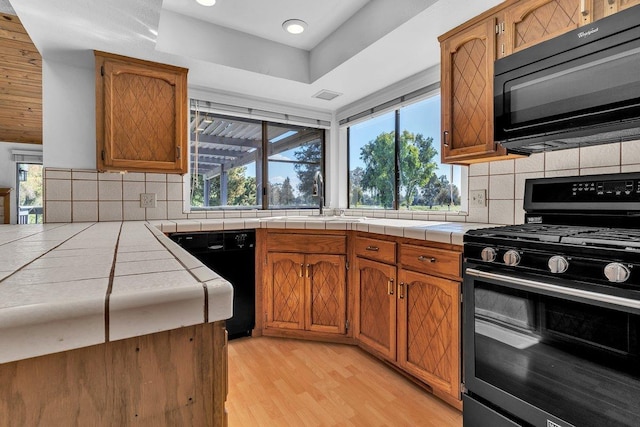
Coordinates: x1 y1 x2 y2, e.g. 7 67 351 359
312 89 342 101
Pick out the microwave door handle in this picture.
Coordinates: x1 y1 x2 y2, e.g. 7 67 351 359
466 268 640 311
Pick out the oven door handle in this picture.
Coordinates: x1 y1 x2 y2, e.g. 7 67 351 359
466 268 640 311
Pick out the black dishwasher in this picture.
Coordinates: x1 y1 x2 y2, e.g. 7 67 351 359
169 230 255 340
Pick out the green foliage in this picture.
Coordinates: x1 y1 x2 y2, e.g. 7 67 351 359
399 131 438 208
360 132 396 208
190 166 256 207
353 131 460 210
19 164 43 207
294 140 322 203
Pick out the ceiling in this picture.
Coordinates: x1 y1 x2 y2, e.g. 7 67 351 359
9 0 502 113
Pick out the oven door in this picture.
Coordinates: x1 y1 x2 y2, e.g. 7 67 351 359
463 264 640 427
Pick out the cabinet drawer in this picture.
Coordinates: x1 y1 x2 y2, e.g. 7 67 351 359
399 244 461 279
355 236 396 264
266 233 346 254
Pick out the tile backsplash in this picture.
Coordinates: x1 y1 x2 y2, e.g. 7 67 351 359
469 140 640 225
44 140 640 226
44 169 186 223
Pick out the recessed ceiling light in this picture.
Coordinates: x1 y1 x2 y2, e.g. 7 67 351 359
282 19 307 35
196 0 216 6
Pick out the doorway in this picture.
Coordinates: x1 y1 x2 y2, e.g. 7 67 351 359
17 163 43 224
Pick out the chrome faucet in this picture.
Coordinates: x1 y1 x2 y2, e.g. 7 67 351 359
312 171 324 215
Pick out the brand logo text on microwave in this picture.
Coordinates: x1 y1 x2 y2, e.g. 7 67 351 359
578 27 599 38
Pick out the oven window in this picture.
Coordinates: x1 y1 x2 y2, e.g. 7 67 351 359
473 281 640 426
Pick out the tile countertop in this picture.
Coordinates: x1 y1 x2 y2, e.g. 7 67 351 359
0 221 232 364
0 216 496 364
152 216 499 246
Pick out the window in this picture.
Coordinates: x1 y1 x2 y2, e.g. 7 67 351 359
189 113 262 209
267 123 324 209
189 100 325 210
348 94 462 211
17 163 43 224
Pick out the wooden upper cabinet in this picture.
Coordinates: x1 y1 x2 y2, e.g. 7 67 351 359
592 0 640 20
503 0 591 56
440 17 509 163
95 51 188 174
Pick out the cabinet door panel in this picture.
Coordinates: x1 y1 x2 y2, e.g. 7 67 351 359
397 269 461 401
354 258 397 360
265 253 305 330
504 0 584 55
441 18 505 162
305 254 346 334
95 51 188 174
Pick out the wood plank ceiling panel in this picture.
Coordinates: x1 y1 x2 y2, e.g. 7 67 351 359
0 13 42 144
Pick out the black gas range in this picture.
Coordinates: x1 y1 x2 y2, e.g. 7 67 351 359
462 172 640 427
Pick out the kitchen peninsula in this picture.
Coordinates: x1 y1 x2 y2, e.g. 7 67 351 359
0 221 232 427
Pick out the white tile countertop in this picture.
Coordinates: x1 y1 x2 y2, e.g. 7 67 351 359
0 216 496 364
151 215 498 246
0 221 233 364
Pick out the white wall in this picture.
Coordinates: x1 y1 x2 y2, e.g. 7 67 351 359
42 58 96 170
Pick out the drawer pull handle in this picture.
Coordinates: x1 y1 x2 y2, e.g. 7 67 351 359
299 264 304 278
306 264 311 278
366 246 379 252
418 256 436 263
398 282 405 299
388 278 394 295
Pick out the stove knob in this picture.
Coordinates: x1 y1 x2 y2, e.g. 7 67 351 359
604 263 631 283
503 250 521 266
481 247 497 262
548 256 569 274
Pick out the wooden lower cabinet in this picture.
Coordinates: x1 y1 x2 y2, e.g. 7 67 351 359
261 230 462 408
353 257 397 360
353 236 462 408
397 269 461 406
265 251 347 336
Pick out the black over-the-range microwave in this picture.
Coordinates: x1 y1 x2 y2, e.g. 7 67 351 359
494 4 640 155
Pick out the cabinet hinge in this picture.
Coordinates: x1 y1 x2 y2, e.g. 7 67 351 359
100 65 104 77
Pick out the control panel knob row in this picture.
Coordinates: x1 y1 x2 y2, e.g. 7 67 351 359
548 256 569 274
503 250 521 266
481 247 497 262
604 262 631 283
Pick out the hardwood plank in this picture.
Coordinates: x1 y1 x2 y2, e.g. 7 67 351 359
227 337 462 427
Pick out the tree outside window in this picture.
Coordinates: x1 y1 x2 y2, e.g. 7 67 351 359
348 94 462 211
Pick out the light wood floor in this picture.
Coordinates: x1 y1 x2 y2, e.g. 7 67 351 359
227 336 463 427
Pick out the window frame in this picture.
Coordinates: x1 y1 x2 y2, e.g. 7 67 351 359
346 91 464 212
188 107 326 211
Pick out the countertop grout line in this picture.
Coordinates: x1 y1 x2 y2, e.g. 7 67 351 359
104 222 123 343
146 223 209 323
0 223 69 247
0 222 96 285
